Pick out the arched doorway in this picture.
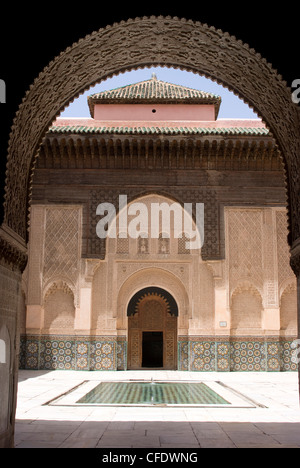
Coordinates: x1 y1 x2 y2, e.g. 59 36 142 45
127 287 178 370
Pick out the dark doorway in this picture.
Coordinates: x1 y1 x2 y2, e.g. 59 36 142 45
142 332 163 368
127 288 178 370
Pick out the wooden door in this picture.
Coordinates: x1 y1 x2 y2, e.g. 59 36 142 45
128 293 177 370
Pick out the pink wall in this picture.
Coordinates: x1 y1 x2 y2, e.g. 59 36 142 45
93 103 216 121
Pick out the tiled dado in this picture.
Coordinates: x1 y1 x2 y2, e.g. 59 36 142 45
20 335 127 371
20 335 297 372
177 337 298 372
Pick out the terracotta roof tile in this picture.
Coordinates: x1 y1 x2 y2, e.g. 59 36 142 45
88 74 221 117
49 125 269 136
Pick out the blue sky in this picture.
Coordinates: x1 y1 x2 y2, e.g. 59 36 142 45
60 66 258 119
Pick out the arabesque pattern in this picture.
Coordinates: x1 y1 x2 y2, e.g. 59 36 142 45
2 16 300 261
20 335 298 372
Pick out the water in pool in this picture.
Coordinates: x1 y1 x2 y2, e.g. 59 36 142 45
77 381 230 406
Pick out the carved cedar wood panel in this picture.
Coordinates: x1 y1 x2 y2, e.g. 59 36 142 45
2 16 300 274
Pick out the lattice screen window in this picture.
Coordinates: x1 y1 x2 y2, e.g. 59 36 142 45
159 233 170 254
178 234 190 254
138 235 149 254
117 234 129 254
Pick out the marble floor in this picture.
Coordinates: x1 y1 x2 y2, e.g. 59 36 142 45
15 370 300 448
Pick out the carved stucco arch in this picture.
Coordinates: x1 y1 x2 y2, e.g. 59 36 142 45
43 280 75 305
106 191 200 244
280 277 297 300
2 16 300 274
116 267 189 331
230 281 263 305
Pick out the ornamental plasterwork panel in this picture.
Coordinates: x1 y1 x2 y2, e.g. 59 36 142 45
3 17 300 274
262 209 278 308
42 206 82 305
116 262 190 291
276 209 295 286
88 187 219 260
226 208 264 295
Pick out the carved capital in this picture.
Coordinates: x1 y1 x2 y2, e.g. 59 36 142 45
290 237 300 277
0 224 28 272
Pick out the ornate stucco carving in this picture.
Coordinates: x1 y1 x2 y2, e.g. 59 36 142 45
88 188 219 260
290 238 300 277
43 207 81 286
0 226 27 272
2 16 300 258
42 206 81 306
227 208 264 293
276 209 295 283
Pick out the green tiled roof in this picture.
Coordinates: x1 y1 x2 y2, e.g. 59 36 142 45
49 125 270 136
88 74 222 117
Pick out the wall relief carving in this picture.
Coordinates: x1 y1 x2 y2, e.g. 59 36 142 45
2 16 300 264
88 188 219 260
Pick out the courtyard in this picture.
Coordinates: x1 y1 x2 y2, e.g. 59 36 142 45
15 369 300 448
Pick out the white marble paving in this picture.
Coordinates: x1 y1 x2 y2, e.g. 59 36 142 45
14 370 300 448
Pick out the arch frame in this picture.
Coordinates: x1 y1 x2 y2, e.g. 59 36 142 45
126 284 179 370
1 15 300 447
117 266 190 331
127 286 179 317
1 16 300 276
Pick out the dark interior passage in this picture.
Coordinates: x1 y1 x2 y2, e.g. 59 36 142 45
142 332 163 367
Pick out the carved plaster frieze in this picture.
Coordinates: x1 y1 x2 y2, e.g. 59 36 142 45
2 16 300 251
290 237 300 277
83 259 101 283
87 187 219 260
0 225 27 272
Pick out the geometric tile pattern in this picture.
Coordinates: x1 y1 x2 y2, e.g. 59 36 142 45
230 340 266 372
190 340 216 371
281 340 299 372
177 337 298 372
21 335 117 371
177 338 189 371
116 337 127 371
20 335 298 372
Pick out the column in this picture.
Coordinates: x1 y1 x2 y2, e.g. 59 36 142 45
0 225 27 448
209 261 231 372
26 206 45 332
290 238 300 397
262 209 280 332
